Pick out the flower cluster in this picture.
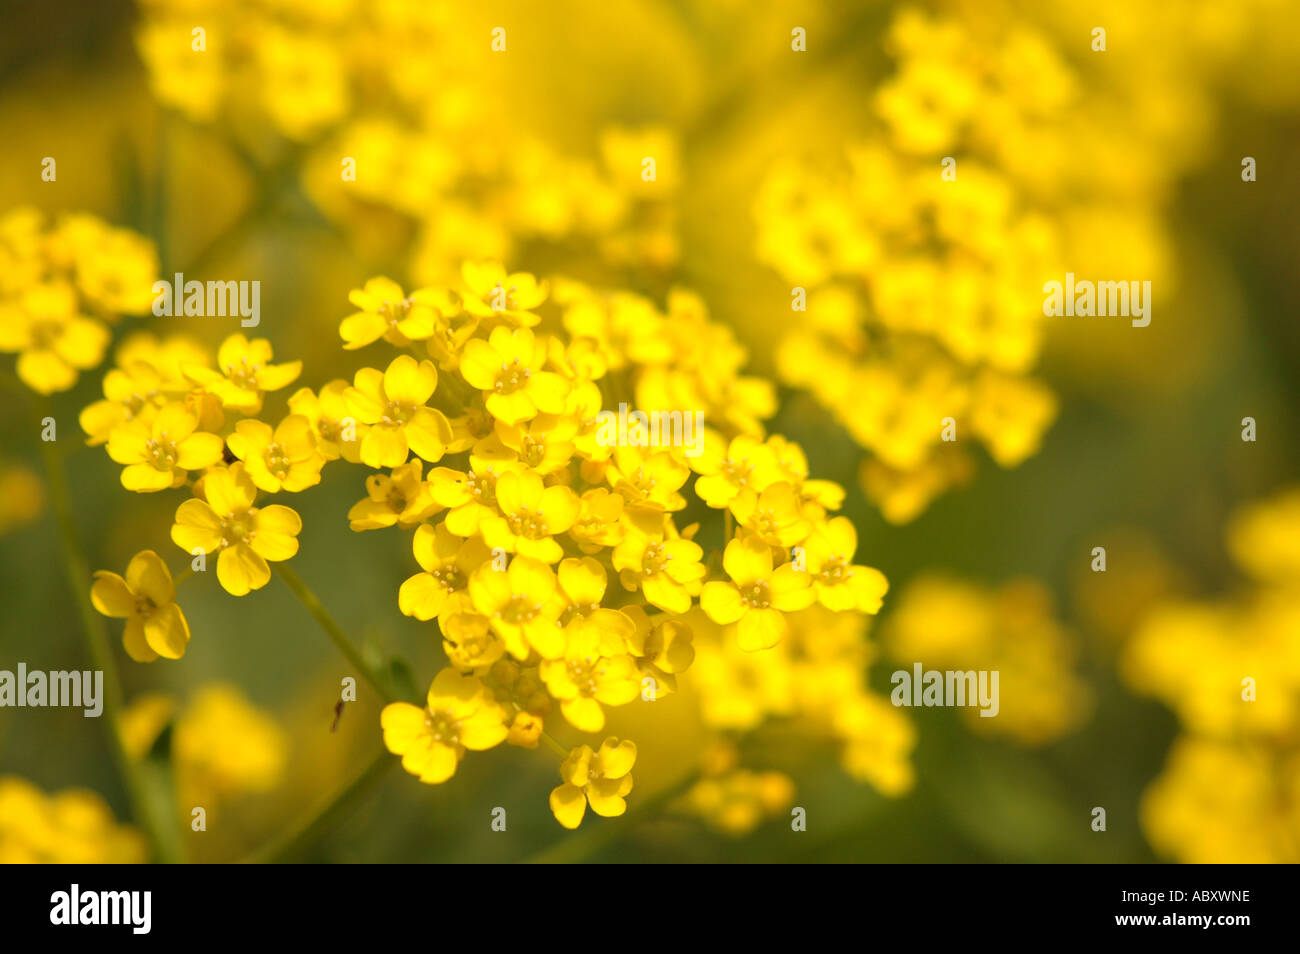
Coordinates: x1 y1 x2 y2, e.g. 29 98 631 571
134 2 678 282
0 208 157 394
0 776 147 863
82 260 897 829
882 575 1092 746
1122 488 1300 862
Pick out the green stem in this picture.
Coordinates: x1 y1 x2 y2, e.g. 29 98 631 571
36 401 181 863
243 749 395 863
540 730 569 759
273 563 395 704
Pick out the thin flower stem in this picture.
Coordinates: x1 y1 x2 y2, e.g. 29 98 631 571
36 401 181 863
273 563 395 704
243 748 395 863
540 730 569 759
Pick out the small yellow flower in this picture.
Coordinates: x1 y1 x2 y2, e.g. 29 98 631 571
381 669 508 784
468 555 565 660
398 524 490 620
288 381 363 463
623 606 695 693
348 460 440 531
170 464 301 596
106 402 225 492
549 737 637 829
569 487 626 552
612 520 705 614
227 414 326 493
689 432 780 509
340 277 459 350
803 517 889 613
459 326 568 424
183 334 301 415
0 282 109 394
345 354 452 468
429 457 524 535
606 444 690 512
539 619 640 732
480 470 581 564
701 534 815 651
460 261 547 327
729 480 812 548
90 550 191 662
79 361 164 446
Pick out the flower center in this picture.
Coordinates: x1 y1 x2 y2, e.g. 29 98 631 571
499 595 539 625
740 580 772 609
431 566 464 593
264 442 291 480
223 358 261 390
423 709 459 746
382 400 412 425
222 511 255 547
145 436 179 471
641 542 670 577
818 556 850 585
380 298 413 327
506 506 549 540
494 359 530 395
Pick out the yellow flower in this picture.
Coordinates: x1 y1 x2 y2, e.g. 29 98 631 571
570 487 626 553
398 524 490 621
803 517 889 613
729 481 812 548
612 518 705 614
440 612 507 670
429 456 524 535
288 381 363 463
539 618 640 731
493 413 577 475
548 737 637 829
480 470 581 563
172 684 288 809
689 432 779 508
348 460 440 531
90 550 191 662
460 261 547 327
0 282 109 394
106 402 225 492
340 276 459 350
227 414 326 493
606 445 690 512
467 555 565 660
170 464 302 596
345 354 452 468
183 334 302 414
79 361 164 446
701 534 815 651
622 605 695 693
0 777 147 863
459 326 569 424
381 669 508 784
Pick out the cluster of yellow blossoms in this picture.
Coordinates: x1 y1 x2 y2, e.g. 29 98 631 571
1122 488 1300 862
754 2 1272 522
0 208 157 394
883 576 1092 746
135 0 678 282
82 261 901 828
0 776 147 863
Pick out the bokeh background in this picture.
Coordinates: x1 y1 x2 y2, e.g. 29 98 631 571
2 0 1299 863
